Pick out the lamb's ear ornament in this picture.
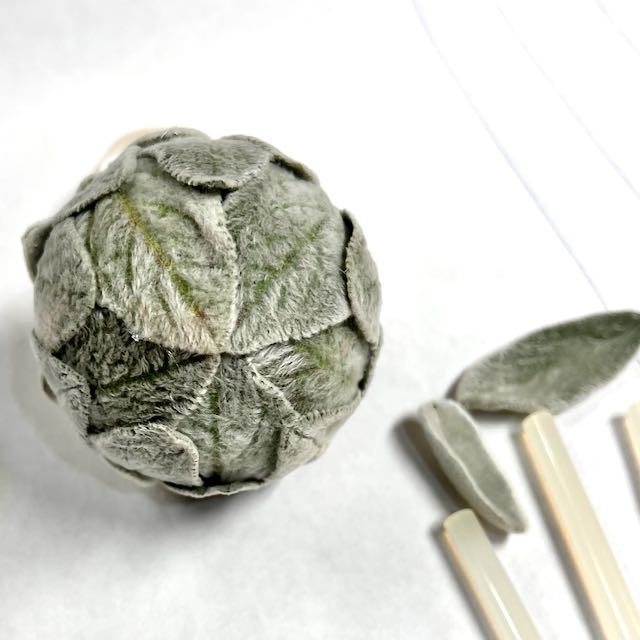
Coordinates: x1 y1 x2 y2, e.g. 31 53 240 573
23 129 382 497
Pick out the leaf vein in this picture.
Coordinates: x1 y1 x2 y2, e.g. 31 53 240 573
115 193 217 340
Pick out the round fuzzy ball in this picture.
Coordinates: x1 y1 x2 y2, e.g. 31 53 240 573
23 128 382 497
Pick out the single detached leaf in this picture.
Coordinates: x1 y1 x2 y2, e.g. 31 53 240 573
92 423 202 487
89 169 238 355
455 311 640 414
417 399 527 533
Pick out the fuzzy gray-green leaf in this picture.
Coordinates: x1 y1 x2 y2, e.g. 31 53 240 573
249 320 370 415
89 170 238 355
55 307 195 388
104 459 156 486
22 145 139 280
223 135 319 183
174 355 300 483
417 399 527 533
224 162 351 353
164 478 264 498
31 333 91 437
343 210 381 346
140 135 271 189
92 423 202 486
89 353 220 431
132 127 209 149
272 395 363 479
33 217 96 351
455 311 640 414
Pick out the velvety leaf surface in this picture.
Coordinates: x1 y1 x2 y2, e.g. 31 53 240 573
132 127 209 149
92 423 202 487
33 217 96 351
140 135 271 189
174 355 299 483
455 311 640 413
417 399 527 533
273 395 363 479
89 170 238 354
89 353 220 431
55 307 195 388
103 459 155 486
342 210 382 346
224 161 351 353
249 319 370 415
223 134 319 183
164 478 264 499
31 333 91 437
270 423 323 480
361 328 382 392
23 129 382 497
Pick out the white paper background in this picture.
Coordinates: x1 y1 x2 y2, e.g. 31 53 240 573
1 1 639 638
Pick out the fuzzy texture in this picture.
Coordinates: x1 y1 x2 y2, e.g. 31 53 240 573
455 311 640 414
23 129 382 497
417 399 527 533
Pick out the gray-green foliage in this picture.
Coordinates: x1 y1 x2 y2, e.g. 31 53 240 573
23 128 382 497
417 400 527 533
455 311 640 414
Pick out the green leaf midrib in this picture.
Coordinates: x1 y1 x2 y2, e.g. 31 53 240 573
115 192 215 336
236 215 329 324
98 353 209 393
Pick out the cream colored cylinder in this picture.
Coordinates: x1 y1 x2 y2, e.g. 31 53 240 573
522 410 640 640
625 403 640 476
443 509 542 640
96 128 161 171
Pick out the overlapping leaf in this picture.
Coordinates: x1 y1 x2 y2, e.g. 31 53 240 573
55 307 194 388
33 217 96 351
140 135 271 189
89 353 220 431
174 355 300 485
32 333 91 437
224 162 351 353
249 320 369 415
273 395 363 479
22 145 138 279
342 210 381 346
89 170 238 354
92 423 202 487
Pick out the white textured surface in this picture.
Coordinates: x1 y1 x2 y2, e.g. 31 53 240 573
1 1 639 638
